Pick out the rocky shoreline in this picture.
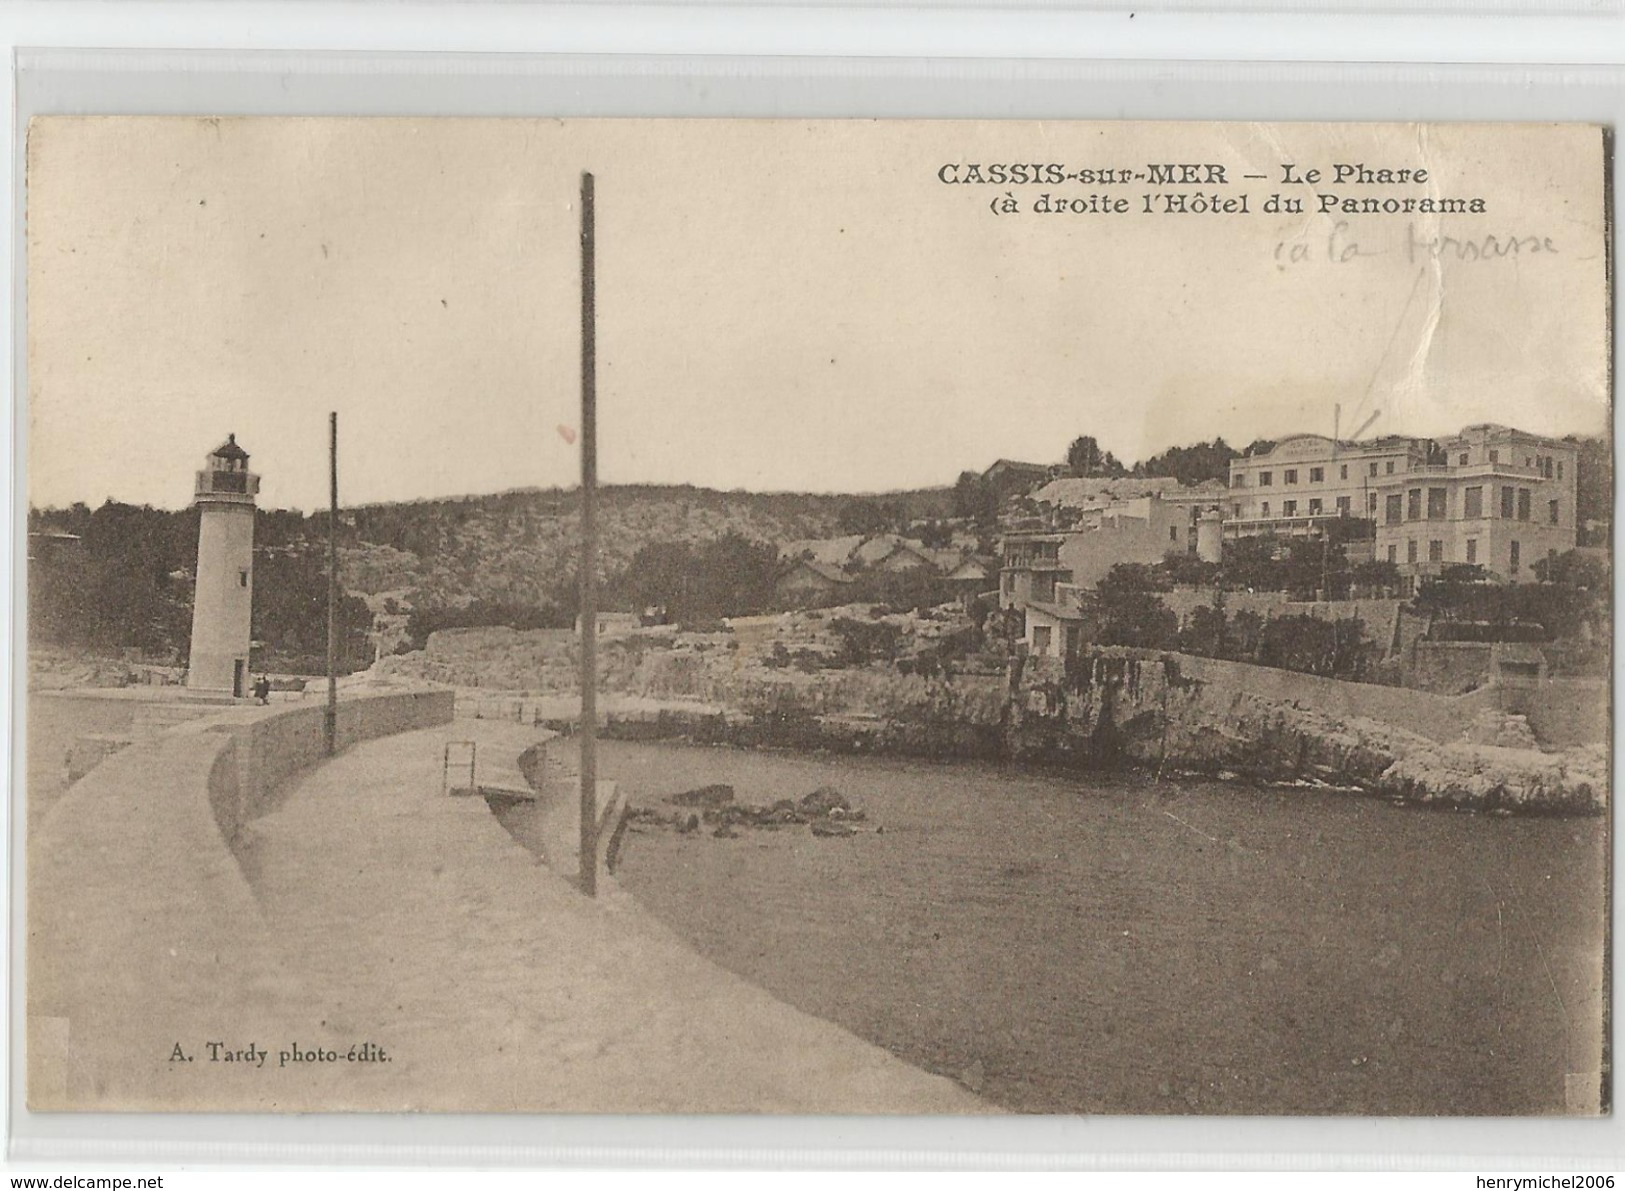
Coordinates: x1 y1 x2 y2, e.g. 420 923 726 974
521 648 1605 817
1010 650 1606 816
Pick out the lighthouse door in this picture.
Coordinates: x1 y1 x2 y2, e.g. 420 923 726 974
233 660 245 698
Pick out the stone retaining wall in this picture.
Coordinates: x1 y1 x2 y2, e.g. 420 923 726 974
1167 652 1500 744
1499 678 1611 750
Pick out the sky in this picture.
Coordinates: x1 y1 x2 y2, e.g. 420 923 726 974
26 118 1611 512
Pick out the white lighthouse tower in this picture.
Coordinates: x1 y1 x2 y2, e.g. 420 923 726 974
187 434 259 697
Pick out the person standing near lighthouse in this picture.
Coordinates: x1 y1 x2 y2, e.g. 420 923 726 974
186 434 259 697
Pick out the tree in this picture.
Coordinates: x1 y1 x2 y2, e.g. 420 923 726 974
608 533 781 625
829 617 902 666
1213 533 1350 599
844 567 959 614
1177 603 1229 658
1224 609 1265 662
1258 614 1372 679
1159 553 1221 589
912 519 953 549
1349 559 1401 596
1534 547 1609 591
1094 590 1178 649
837 497 901 537
1066 435 1126 479
694 533 781 620
403 598 570 650
951 471 998 528
1097 562 1171 596
1569 435 1611 546
1214 534 1284 592
1135 438 1239 486
251 547 373 672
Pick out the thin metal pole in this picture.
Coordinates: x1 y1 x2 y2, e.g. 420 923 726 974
325 410 338 757
578 171 598 897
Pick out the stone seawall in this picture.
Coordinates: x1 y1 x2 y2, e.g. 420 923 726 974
1009 650 1604 815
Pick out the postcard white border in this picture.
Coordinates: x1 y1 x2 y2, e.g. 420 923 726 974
5 24 1623 1173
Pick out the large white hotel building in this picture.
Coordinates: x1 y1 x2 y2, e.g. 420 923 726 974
1225 423 1578 584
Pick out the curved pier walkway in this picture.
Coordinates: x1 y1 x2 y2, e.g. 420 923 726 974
243 720 987 1113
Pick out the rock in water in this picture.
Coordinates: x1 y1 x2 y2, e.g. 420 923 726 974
799 785 850 815
810 821 858 838
668 783 735 808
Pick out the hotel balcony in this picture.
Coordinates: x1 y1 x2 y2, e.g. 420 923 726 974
1220 513 1373 540
1386 461 1551 483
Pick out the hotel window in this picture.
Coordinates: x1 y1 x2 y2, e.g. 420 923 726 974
1259 471 1273 487
1261 501 1271 516
1427 488 1447 520
1368 492 1378 513
1284 469 1298 485
1500 486 1515 518
1557 462 1564 480
1406 488 1422 520
1283 500 1298 516
1466 539 1478 564
1510 540 1520 575
238 569 249 588
1169 526 1179 542
1459 453 1469 466
1549 500 1560 526
1232 503 1242 518
1490 449 1499 464
1385 494 1403 525
1340 464 1349 480
1232 474 1245 488
1386 461 1396 475
1463 486 1483 519
1517 488 1531 521
1428 540 1444 563
1032 625 1052 654
1309 467 1323 483
1308 498 1322 515
1369 462 1379 477
1387 544 1398 563
1407 540 1418 563
1336 496 1351 515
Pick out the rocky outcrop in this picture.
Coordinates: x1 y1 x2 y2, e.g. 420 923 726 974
1008 649 1604 815
631 783 870 839
1377 741 1607 813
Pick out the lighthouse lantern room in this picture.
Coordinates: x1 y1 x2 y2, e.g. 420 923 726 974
187 434 259 697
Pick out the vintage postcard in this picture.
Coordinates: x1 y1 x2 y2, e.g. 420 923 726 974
21 118 1610 1115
